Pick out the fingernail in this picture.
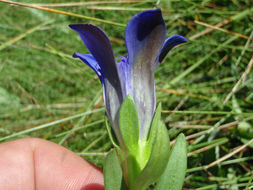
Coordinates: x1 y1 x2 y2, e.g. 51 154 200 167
81 183 104 190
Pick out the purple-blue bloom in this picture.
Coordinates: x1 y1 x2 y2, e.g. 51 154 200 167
70 9 187 142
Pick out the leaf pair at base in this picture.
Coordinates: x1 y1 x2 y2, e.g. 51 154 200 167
104 134 187 190
104 95 188 190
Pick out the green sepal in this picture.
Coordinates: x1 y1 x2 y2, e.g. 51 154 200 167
118 95 139 152
135 103 162 170
105 117 120 149
155 133 187 190
104 149 127 190
146 103 162 153
118 95 141 189
135 121 170 190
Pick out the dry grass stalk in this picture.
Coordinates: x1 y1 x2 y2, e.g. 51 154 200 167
224 56 253 104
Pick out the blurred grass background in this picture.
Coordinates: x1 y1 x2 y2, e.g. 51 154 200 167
0 0 253 189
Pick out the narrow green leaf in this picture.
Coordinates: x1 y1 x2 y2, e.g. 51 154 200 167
119 95 139 151
105 117 120 148
104 149 123 190
135 121 170 190
155 133 187 190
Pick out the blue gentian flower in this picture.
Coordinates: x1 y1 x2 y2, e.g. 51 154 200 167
70 9 187 143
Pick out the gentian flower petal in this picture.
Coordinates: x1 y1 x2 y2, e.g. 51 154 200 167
117 56 131 97
72 53 102 81
69 24 124 139
125 9 166 140
156 35 188 68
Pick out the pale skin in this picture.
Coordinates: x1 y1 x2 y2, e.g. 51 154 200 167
0 138 104 190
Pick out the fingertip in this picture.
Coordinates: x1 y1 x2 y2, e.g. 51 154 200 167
33 139 104 189
0 138 104 190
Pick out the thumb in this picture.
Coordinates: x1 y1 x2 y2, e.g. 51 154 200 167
0 138 104 190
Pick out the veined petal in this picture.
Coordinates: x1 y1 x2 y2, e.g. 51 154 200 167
156 35 188 68
70 24 124 140
73 53 102 81
125 9 166 140
117 56 131 96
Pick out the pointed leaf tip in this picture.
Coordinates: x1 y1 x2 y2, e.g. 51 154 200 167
147 102 162 143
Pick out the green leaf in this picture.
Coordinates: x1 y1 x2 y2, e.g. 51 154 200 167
104 149 124 190
135 121 170 190
155 133 187 190
119 95 139 151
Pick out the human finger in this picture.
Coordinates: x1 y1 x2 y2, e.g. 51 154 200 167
0 138 104 190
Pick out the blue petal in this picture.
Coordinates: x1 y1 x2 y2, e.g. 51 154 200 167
117 56 131 96
69 24 119 81
70 24 124 140
125 9 166 140
73 53 102 81
156 35 188 68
